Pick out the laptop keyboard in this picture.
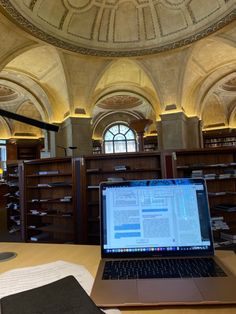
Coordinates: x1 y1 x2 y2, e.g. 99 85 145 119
102 258 227 280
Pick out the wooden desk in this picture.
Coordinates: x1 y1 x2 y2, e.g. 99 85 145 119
0 242 236 314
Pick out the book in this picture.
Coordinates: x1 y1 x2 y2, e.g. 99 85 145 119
37 170 59 175
107 177 125 182
221 230 236 242
86 168 100 173
211 216 229 231
30 232 49 242
208 191 226 196
114 165 130 171
1 276 104 314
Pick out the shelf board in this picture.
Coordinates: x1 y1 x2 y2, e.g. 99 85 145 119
34 225 74 234
86 168 161 174
27 212 73 218
26 172 72 177
28 184 72 189
177 163 236 170
27 200 72 204
179 176 236 182
28 239 74 244
27 213 73 218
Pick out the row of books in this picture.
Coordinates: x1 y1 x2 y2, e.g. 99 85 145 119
211 217 236 248
211 216 229 231
220 230 236 243
191 169 236 180
182 162 236 169
30 196 72 203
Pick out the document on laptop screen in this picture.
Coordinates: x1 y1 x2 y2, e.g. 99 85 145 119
102 180 211 253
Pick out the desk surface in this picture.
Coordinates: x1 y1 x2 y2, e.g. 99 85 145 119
1 242 236 314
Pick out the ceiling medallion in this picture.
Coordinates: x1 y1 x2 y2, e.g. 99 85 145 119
98 95 143 110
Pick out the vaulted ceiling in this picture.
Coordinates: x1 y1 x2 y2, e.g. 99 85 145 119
0 0 235 140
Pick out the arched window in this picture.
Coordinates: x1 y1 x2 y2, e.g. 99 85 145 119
103 123 137 153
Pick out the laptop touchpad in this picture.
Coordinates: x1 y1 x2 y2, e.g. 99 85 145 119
195 278 236 302
138 279 203 304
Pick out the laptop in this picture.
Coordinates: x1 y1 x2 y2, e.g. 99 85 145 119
90 178 236 307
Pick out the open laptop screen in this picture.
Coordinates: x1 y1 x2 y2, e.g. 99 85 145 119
100 178 214 258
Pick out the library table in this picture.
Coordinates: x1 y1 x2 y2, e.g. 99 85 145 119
0 242 236 314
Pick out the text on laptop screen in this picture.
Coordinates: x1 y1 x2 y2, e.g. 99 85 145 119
101 179 213 255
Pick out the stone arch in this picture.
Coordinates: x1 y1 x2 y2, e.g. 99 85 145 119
12 100 44 138
180 37 236 117
92 110 142 139
201 94 227 130
229 103 236 128
91 58 161 117
92 90 156 140
0 117 11 138
3 45 70 122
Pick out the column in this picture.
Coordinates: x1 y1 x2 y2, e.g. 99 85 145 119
49 117 93 157
129 119 152 151
157 112 201 150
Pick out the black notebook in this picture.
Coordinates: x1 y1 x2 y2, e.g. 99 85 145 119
1 276 104 314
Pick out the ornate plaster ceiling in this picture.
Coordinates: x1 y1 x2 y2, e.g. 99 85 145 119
201 72 236 129
93 92 156 134
98 95 143 109
0 84 18 101
221 76 236 91
0 0 235 56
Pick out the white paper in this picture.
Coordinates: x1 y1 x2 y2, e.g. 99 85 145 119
0 260 120 314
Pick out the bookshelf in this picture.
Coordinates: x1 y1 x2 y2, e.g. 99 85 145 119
174 147 236 231
7 139 41 161
203 129 236 148
92 139 102 154
143 135 158 152
21 157 82 244
5 162 22 237
81 151 164 244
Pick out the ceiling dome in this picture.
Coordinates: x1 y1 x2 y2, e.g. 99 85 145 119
0 0 235 56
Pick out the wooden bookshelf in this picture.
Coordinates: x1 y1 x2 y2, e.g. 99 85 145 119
5 162 23 238
7 139 41 161
174 147 236 230
143 135 158 152
81 151 164 244
21 157 83 244
203 129 236 148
